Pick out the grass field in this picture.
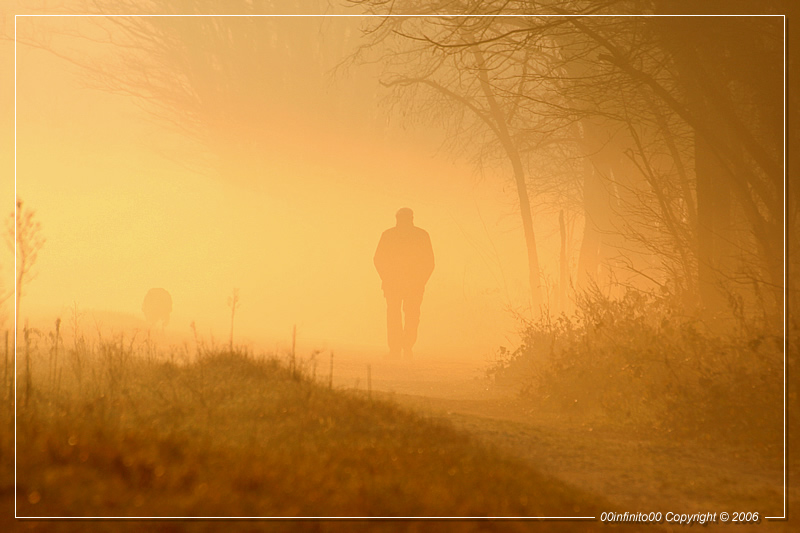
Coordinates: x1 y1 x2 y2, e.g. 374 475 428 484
0 333 607 532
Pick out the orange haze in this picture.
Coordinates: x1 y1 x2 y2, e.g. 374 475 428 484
9 15 570 359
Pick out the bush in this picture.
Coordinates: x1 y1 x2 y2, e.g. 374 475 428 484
489 286 783 443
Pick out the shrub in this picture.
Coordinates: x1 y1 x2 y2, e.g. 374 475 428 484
489 286 783 443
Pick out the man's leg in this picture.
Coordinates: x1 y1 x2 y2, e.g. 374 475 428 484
385 292 403 357
402 290 424 356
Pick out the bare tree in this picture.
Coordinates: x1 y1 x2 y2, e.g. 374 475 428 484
20 0 785 318
353 0 784 318
15 0 366 180
7 200 45 341
353 14 578 308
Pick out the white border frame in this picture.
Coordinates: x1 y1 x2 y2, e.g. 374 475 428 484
12 11 787 522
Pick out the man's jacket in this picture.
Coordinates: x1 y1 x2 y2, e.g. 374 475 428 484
374 225 434 294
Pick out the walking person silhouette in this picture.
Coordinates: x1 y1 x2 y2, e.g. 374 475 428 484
374 208 434 358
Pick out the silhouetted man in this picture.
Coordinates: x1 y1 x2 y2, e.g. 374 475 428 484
374 208 434 358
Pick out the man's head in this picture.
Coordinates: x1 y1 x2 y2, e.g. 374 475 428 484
395 207 414 227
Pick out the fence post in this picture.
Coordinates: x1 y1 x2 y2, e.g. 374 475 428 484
329 351 334 389
3 330 7 401
54 318 61 395
291 325 297 376
24 321 31 409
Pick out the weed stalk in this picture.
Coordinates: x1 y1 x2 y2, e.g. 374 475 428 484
24 321 31 409
291 324 297 377
329 350 334 389
3 330 7 401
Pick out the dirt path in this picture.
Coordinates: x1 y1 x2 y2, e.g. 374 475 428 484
329 353 793 526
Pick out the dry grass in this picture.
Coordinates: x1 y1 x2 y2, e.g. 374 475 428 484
1 332 607 532
490 287 785 447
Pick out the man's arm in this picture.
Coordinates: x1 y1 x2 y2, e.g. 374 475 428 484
422 231 434 284
373 231 389 280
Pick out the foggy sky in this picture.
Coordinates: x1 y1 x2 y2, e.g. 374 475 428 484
8 14 574 357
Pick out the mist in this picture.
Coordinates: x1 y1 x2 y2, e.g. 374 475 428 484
12 14 544 358
4 0 790 524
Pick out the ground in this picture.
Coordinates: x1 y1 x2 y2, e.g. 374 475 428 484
1 347 795 531
331 351 795 529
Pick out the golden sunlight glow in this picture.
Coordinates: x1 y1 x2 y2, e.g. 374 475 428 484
12 16 554 358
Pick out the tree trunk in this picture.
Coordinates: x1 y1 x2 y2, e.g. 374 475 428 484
576 119 621 292
577 157 603 290
472 47 542 309
559 210 569 313
695 133 734 312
